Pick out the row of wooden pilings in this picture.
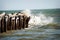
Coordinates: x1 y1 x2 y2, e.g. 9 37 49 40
0 12 30 33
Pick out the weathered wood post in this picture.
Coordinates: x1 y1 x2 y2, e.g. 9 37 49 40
17 16 20 29
0 19 3 33
17 13 23 29
11 17 15 30
7 13 13 30
2 17 4 33
17 15 23 29
26 16 30 28
6 14 9 30
0 16 1 33
7 17 11 30
16 17 19 29
6 15 9 30
0 13 5 33
22 16 26 29
15 16 17 30
4 16 7 32
11 13 18 30
10 17 12 30
19 15 23 29
18 16 20 29
0 18 1 33
4 14 9 32
23 15 30 28
0 17 5 33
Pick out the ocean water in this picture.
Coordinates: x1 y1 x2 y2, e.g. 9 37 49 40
0 9 60 40
0 9 60 23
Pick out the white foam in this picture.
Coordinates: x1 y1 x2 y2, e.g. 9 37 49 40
0 10 54 29
21 9 54 29
21 9 31 17
29 12 54 26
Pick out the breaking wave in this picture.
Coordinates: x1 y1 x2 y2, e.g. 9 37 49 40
22 9 54 29
29 13 53 26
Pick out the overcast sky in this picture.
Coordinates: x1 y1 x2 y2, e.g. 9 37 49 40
0 0 60 10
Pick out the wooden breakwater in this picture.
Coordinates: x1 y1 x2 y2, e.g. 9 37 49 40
0 12 30 33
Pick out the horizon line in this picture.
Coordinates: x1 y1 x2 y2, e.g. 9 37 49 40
0 8 60 11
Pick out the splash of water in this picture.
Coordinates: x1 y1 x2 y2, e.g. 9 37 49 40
21 9 31 17
28 11 53 26
22 9 54 29
29 14 53 26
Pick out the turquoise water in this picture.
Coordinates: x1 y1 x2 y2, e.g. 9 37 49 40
0 9 60 40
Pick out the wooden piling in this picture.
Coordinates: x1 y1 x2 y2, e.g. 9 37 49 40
0 12 30 33
0 17 4 33
18 16 20 28
26 17 30 28
17 16 21 29
19 15 23 29
0 19 3 33
0 19 1 33
11 18 15 30
7 17 10 30
15 17 17 30
22 16 27 29
6 15 9 30
7 17 12 30
10 17 12 30
4 16 6 32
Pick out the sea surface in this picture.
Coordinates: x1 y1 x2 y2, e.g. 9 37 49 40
0 9 60 40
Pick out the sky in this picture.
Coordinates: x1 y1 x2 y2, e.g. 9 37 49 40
0 0 60 10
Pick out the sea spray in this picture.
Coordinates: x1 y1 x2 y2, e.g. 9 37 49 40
21 9 31 17
21 9 54 29
29 12 53 25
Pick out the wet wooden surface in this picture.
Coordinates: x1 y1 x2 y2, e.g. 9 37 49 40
0 14 30 33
